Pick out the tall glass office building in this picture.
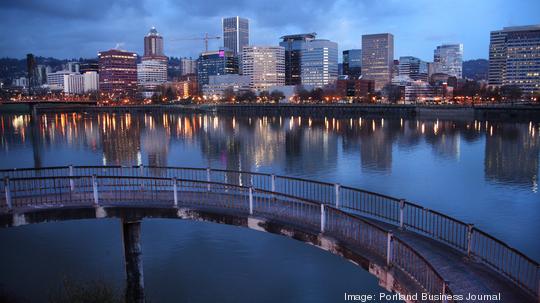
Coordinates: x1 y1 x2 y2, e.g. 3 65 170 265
241 46 285 91
361 33 394 91
489 25 540 95
343 49 362 79
398 56 428 81
300 39 338 88
433 44 463 78
196 50 238 88
222 16 249 55
279 33 317 85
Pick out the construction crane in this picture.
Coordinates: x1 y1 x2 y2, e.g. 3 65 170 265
170 33 221 52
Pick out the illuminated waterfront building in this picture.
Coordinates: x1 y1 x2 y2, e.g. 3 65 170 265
222 16 249 55
137 59 167 98
98 49 138 97
47 70 76 91
241 46 285 91
343 49 362 79
489 25 540 95
361 33 394 91
83 71 99 93
196 49 238 87
143 27 167 62
279 33 317 85
398 56 429 81
433 44 463 79
202 74 251 99
300 39 338 88
63 73 84 94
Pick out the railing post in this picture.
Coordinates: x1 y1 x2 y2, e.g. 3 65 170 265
206 167 211 191
442 281 449 303
386 233 393 266
467 224 474 257
320 204 326 233
399 199 405 229
173 178 178 207
334 183 340 208
271 174 276 192
249 187 253 215
69 164 74 192
92 175 99 206
4 177 12 210
139 165 144 189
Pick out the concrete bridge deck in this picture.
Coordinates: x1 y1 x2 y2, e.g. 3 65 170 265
0 168 538 303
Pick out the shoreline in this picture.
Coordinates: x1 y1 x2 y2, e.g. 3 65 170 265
0 102 539 121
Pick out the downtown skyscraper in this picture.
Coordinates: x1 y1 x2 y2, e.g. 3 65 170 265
300 39 338 88
279 33 317 85
143 27 167 62
489 25 540 95
241 46 285 91
222 17 249 55
361 33 394 91
433 44 463 79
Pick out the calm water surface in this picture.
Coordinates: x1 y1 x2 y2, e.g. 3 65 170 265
0 112 538 302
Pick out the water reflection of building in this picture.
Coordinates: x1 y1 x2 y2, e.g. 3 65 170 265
424 120 461 160
357 118 396 173
101 113 141 166
485 123 540 187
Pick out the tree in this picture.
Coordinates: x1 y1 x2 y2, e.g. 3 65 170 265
500 85 522 102
222 86 236 102
258 90 270 102
237 90 257 102
294 85 310 102
382 84 402 103
270 90 285 103
310 88 324 101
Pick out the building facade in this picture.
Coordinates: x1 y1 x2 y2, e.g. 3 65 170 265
279 33 317 85
98 49 138 97
222 17 249 55
196 50 238 88
47 70 76 91
63 73 84 94
300 39 338 88
489 25 540 95
137 60 167 98
433 44 463 78
361 33 394 91
241 46 285 91
398 56 429 81
143 27 167 62
83 71 99 92
202 74 251 99
180 57 197 75
343 49 362 79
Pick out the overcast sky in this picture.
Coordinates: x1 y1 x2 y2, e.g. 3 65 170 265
1 0 539 61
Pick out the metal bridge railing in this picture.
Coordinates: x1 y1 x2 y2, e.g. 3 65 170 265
0 165 539 299
0 174 452 302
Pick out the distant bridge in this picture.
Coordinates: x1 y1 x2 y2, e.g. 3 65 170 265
0 166 538 303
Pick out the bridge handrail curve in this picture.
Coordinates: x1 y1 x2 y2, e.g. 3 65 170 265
0 166 539 299
0 174 451 301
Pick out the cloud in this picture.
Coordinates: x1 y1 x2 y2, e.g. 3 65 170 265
0 0 539 60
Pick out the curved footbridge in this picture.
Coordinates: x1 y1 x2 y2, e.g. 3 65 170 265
0 166 538 303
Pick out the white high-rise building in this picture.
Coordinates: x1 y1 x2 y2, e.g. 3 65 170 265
83 71 99 92
433 44 463 78
47 70 76 90
137 59 167 97
241 46 285 91
300 39 338 88
64 74 84 94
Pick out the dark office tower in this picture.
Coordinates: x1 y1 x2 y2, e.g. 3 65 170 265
489 24 540 95
222 17 249 55
80 61 100 74
362 33 394 91
98 49 138 97
343 49 362 79
196 49 238 88
26 53 38 92
143 27 167 62
279 33 317 85
399 56 429 81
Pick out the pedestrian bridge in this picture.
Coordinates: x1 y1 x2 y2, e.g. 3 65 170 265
0 166 538 303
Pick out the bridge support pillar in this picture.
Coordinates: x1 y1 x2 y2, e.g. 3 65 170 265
122 219 145 303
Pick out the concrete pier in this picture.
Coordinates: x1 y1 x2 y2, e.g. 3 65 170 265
122 219 145 303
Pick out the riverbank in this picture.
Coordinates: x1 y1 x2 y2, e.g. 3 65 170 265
1 102 539 121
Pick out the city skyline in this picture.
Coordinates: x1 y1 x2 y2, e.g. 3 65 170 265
1 0 539 61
